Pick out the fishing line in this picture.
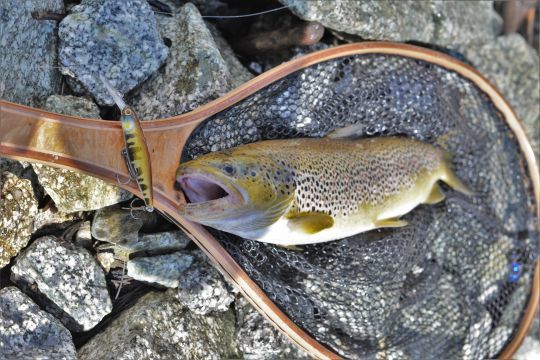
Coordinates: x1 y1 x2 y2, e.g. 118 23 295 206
152 5 290 18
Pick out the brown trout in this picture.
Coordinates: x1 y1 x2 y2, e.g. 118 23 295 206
176 137 472 246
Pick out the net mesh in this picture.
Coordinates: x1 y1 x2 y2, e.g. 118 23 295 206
183 53 538 359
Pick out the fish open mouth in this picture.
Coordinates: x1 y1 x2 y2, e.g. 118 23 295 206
176 171 242 209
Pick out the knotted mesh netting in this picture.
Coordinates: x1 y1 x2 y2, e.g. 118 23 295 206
183 53 538 359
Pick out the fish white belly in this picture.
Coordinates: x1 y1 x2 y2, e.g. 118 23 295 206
240 216 376 246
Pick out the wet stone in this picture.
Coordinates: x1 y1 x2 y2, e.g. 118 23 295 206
11 236 112 332
0 287 76 359
58 0 168 106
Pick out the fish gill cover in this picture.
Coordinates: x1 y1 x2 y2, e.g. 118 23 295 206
184 54 538 359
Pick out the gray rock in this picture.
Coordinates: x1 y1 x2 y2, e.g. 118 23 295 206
32 207 84 235
92 204 144 245
31 95 132 212
77 289 241 359
207 23 254 88
129 230 192 255
74 220 93 249
0 287 76 359
92 205 177 261
131 3 237 119
280 0 501 48
58 0 168 106
459 34 540 159
0 0 63 106
176 251 235 315
11 236 112 332
235 296 309 359
0 170 39 269
127 252 194 288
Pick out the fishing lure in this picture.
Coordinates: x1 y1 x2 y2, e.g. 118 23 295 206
100 76 154 212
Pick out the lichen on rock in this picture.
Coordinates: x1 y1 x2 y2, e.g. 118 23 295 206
0 169 39 269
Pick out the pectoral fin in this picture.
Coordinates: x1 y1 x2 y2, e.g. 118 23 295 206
374 218 408 228
286 211 334 234
424 183 445 205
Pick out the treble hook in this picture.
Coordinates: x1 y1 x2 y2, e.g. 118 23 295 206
121 198 149 219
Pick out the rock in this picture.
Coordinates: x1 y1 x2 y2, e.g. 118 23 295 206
459 34 540 158
235 296 309 359
32 207 84 235
176 251 235 315
32 95 132 213
92 205 175 261
127 252 194 288
11 236 112 332
74 220 93 249
92 204 144 244
207 23 254 88
0 287 76 359
129 230 192 255
58 0 168 106
96 252 115 273
77 289 241 359
0 170 39 269
280 0 502 48
131 3 240 118
0 0 63 106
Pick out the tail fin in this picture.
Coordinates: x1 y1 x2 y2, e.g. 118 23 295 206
441 159 475 196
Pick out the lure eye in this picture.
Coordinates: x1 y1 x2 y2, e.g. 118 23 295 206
222 163 235 176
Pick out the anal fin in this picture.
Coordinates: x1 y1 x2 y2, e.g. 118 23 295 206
424 183 445 205
374 218 408 228
286 211 334 234
278 244 303 251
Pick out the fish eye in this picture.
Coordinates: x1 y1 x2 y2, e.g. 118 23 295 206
222 163 235 176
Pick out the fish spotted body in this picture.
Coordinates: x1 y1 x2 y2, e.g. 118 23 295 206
177 137 471 246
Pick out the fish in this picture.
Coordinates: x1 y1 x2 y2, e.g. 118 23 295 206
176 136 472 246
100 75 154 212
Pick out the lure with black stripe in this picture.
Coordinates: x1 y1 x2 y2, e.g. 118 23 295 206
120 106 154 212
99 75 154 212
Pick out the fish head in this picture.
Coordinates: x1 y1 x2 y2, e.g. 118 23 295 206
176 149 294 233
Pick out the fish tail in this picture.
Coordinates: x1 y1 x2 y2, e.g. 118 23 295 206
440 155 474 196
